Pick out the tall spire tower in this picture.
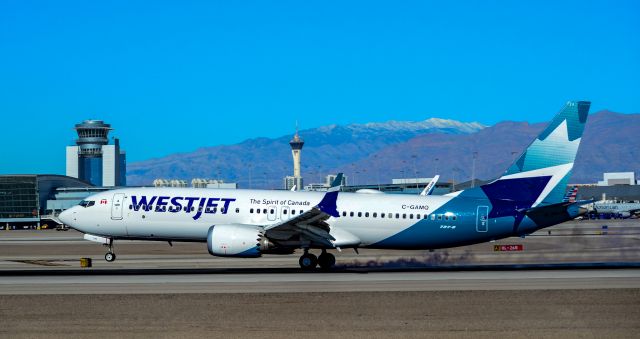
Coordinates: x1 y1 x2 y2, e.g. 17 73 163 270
284 125 304 191
289 127 304 178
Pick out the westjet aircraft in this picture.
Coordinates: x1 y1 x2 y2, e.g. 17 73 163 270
59 101 591 270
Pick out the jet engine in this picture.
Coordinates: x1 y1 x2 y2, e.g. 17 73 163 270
207 224 272 258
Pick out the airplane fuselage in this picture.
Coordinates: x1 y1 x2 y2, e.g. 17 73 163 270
64 186 556 250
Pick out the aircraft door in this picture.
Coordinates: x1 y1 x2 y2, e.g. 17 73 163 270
476 205 489 232
281 206 290 220
111 193 125 220
267 206 277 221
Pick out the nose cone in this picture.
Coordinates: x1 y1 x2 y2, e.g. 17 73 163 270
58 208 74 226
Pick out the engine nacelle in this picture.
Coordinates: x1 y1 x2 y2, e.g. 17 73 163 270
207 224 271 258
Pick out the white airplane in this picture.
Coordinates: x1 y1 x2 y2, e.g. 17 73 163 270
592 201 640 218
60 101 592 270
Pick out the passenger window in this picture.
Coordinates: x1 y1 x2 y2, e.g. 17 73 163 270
388 213 392 218
358 212 362 217
300 210 303 214
395 213 400 218
256 209 261 214
373 212 377 218
350 212 354 217
445 215 449 220
291 210 296 215
221 208 226 213
437 215 442 220
235 208 240 213
431 214 435 220
270 209 274 214
263 209 267 214
129 204 132 210
284 209 288 215
409 214 413 219
341 211 345 217
365 212 369 217
250 208 254 213
452 215 457 221
381 213 385 218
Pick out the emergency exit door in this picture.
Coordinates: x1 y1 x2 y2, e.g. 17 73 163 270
111 193 125 220
476 205 489 232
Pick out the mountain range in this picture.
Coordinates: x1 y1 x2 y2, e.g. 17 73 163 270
127 111 639 187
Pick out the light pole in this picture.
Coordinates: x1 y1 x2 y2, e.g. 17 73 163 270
374 155 381 190
402 160 407 180
452 167 460 191
471 152 478 188
351 163 356 186
263 172 268 189
411 154 418 188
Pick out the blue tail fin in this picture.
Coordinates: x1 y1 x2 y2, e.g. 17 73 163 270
483 101 590 207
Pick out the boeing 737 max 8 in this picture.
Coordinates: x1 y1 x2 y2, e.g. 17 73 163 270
59 101 591 270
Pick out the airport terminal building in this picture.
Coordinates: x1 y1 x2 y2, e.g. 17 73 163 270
0 175 107 229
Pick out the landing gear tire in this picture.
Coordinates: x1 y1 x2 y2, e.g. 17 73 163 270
105 252 116 262
318 252 336 270
299 253 318 270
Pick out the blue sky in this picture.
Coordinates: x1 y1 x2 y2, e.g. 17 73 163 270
0 1 638 174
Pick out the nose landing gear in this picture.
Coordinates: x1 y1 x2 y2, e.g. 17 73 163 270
105 251 116 262
104 240 116 262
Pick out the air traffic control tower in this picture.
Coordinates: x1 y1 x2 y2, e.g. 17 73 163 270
284 129 304 191
65 120 126 187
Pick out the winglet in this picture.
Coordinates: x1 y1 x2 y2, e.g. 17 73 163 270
316 173 343 218
420 175 440 196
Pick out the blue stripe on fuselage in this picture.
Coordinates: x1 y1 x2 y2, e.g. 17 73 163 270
371 176 553 249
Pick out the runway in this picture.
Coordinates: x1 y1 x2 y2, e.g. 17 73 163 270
1 220 639 337
1 219 639 272
1 268 639 294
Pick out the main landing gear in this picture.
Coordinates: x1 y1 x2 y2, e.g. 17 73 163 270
104 240 116 262
299 249 335 270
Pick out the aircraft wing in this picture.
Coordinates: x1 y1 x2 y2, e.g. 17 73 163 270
263 174 343 248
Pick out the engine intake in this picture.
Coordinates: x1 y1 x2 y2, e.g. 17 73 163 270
207 224 272 258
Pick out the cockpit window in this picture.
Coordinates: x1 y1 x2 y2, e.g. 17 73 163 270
79 200 95 208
